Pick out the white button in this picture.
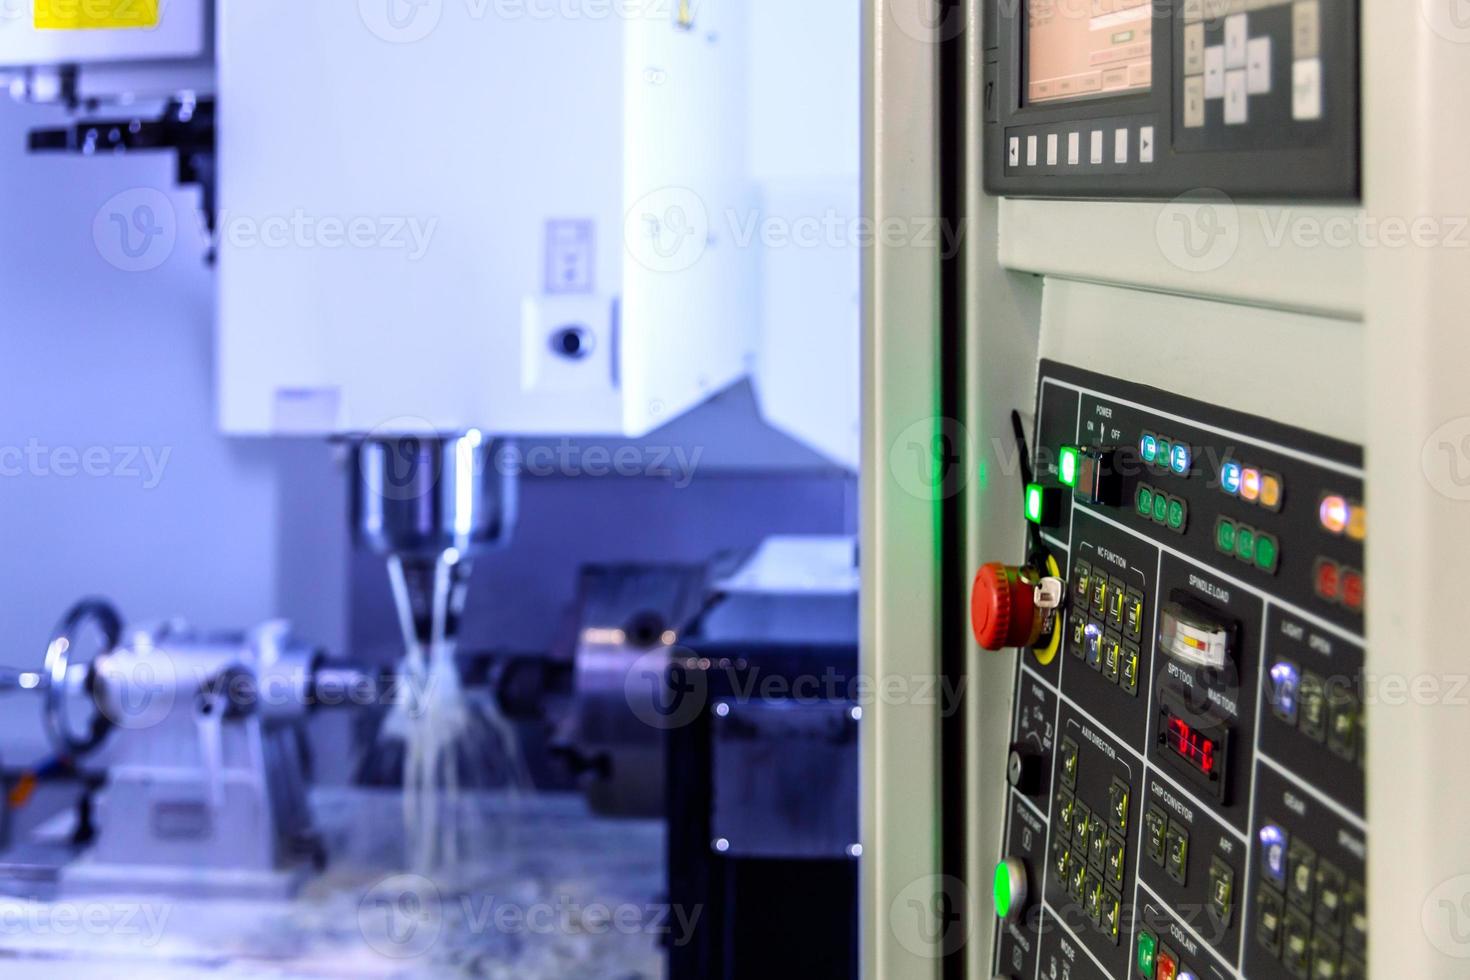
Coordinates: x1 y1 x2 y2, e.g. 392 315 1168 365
1293 0 1320 60
1090 130 1104 165
1068 132 1081 166
1139 126 1155 163
1247 37 1272 94
1225 14 1249 69
1114 128 1130 164
1293 58 1322 120
1225 69 1248 125
1026 134 1038 167
1204 46 1226 99
1184 23 1206 75
1184 77 1206 128
1046 133 1059 167
1008 136 1020 167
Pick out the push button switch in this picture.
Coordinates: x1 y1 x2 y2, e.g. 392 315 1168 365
1258 888 1285 955
1287 841 1318 910
1209 857 1235 928
1166 823 1190 885
1145 806 1168 867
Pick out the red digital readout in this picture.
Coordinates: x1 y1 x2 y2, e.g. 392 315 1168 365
1166 717 1217 775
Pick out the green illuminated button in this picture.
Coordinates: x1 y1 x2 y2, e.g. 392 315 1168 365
1137 484 1154 518
1166 497 1187 532
1255 533 1279 573
1152 492 1169 524
1059 446 1080 488
1137 930 1159 978
1155 438 1172 469
1236 526 1257 563
993 857 1028 921
1026 484 1045 524
1216 518 1237 555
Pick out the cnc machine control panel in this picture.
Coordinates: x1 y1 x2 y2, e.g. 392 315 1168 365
987 363 1366 980
983 0 1359 198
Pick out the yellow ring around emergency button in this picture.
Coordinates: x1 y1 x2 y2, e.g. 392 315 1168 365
1031 554 1064 666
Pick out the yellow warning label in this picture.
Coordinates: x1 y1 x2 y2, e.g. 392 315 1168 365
35 0 160 30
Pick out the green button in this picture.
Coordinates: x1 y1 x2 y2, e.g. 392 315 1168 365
1155 438 1172 468
1166 497 1186 531
1059 446 1080 488
993 861 1013 919
1025 484 1045 524
1236 526 1256 563
1137 485 1154 517
1137 930 1158 978
1255 533 1279 572
1216 518 1237 554
1152 492 1169 524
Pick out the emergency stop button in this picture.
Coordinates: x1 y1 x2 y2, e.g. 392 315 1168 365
971 563 1045 651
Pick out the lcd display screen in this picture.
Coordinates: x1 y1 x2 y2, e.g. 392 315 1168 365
1026 0 1152 105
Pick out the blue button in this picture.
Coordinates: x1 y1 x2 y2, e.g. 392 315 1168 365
1259 824 1288 887
1221 461 1242 495
1170 443 1192 475
1140 433 1158 465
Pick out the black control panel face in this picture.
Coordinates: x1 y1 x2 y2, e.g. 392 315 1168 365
993 362 1366 980
982 0 1359 199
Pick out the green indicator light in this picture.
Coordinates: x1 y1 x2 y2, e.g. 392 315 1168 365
1137 485 1154 517
1236 526 1257 563
1256 534 1278 571
1059 446 1080 488
1156 438 1172 468
1025 484 1045 525
1137 931 1158 978
1167 498 1186 531
1216 519 1237 554
1152 493 1169 524
993 861 1012 919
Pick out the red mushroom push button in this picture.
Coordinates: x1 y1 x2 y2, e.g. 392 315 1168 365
971 562 1062 651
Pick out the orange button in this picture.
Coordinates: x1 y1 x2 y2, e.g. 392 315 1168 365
1259 472 1283 511
1347 504 1367 542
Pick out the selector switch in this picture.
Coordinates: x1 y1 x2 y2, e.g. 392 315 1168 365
1007 743 1045 796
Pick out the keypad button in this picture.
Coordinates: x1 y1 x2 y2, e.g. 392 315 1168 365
1294 0 1320 59
1282 908 1314 978
1046 133 1059 166
1060 737 1079 788
1287 840 1318 910
1315 860 1346 936
1184 23 1206 75
1145 806 1168 867
1205 46 1226 99
1258 888 1285 955
1184 77 1206 128
1225 13 1248 69
1068 131 1081 166
1008 136 1020 167
1121 646 1140 696
1166 823 1190 885
1247 36 1273 94
1294 58 1323 121
1225 69 1249 125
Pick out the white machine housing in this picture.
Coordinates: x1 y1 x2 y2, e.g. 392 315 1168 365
217 0 755 438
